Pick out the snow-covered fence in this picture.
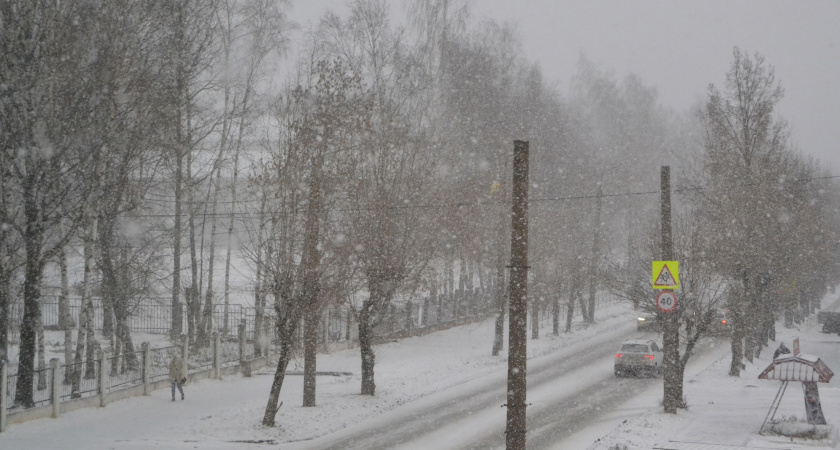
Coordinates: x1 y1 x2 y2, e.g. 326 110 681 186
218 339 241 366
0 332 271 433
62 359 100 401
531 291 619 330
2 363 54 410
0 293 501 433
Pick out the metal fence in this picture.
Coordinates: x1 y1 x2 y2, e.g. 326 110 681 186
59 360 100 402
2 289 623 432
3 365 54 412
106 350 144 392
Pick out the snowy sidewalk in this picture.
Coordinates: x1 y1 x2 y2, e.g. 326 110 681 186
591 300 840 450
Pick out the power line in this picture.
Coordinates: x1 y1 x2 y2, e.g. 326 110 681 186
104 173 840 219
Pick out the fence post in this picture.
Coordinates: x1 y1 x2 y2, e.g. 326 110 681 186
97 349 108 407
1 359 7 432
213 332 221 380
142 342 151 395
50 358 60 418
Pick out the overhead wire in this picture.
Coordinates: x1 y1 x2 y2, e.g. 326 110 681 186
116 173 840 219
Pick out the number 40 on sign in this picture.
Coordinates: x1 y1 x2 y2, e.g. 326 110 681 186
656 291 677 313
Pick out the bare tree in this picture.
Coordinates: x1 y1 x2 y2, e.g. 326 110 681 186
261 59 371 424
1 0 106 407
160 0 218 343
211 0 291 344
697 48 788 376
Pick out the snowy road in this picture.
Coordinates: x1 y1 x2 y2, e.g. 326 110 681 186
292 324 713 450
1 305 739 450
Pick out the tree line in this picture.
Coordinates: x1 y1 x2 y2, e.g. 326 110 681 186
1 0 837 422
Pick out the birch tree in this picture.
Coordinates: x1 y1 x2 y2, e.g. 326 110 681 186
160 0 217 342
210 0 291 344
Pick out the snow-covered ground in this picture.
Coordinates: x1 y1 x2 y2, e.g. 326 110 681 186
2 297 840 449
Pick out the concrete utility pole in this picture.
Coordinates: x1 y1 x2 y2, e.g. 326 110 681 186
505 140 529 450
660 166 680 414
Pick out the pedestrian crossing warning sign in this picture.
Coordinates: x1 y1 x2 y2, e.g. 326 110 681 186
652 261 679 289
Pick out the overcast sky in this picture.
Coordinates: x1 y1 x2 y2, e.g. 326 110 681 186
289 0 840 172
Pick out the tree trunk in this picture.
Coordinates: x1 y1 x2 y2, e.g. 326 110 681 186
102 289 115 352
172 146 184 341
59 239 74 381
37 300 46 391
300 155 323 402
254 289 264 357
187 145 200 346
16 235 44 407
203 139 227 346
564 291 575 333
252 194 267 353
577 288 588 322
71 211 99 387
303 308 318 406
359 300 376 396
261 320 296 427
729 305 744 377
0 257 9 363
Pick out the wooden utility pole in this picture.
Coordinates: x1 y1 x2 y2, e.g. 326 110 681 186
586 183 604 323
505 140 529 449
660 166 680 414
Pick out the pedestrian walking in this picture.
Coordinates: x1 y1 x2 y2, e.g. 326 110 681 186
169 355 186 401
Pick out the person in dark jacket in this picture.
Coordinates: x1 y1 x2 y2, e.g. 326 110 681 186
773 342 790 359
169 355 186 401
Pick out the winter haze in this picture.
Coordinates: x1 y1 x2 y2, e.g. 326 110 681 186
2 1 840 449
292 0 840 170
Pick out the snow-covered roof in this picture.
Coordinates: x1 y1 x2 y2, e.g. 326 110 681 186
758 353 834 382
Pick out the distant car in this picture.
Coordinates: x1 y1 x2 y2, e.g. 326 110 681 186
708 310 729 336
637 313 660 332
615 339 663 377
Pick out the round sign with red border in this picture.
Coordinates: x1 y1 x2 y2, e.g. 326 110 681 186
656 291 677 312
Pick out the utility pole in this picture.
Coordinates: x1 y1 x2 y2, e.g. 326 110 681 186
660 166 679 414
505 140 529 449
586 182 604 323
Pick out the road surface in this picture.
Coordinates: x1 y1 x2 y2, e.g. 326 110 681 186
292 325 721 450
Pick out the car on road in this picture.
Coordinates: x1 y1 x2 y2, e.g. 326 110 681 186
614 339 663 377
708 310 729 336
637 313 660 332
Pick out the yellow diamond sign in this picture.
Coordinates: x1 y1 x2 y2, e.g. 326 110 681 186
652 261 679 289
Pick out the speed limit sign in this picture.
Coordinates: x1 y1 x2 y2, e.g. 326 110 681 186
656 291 677 312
